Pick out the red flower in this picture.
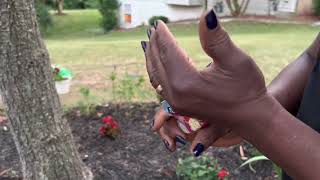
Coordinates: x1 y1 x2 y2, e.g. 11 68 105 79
99 126 106 136
54 67 60 73
111 122 119 129
217 169 229 179
102 116 113 124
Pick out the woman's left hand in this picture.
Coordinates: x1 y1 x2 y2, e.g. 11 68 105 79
153 108 243 155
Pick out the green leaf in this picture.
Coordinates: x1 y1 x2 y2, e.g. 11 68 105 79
239 155 269 168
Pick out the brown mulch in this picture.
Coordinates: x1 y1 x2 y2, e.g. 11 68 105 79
0 103 276 180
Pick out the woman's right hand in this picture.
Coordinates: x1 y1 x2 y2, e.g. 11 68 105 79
153 108 243 153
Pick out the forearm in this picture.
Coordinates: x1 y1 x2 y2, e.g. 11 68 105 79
267 50 317 114
237 96 320 179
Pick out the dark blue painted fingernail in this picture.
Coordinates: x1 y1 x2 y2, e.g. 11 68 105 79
147 28 152 39
206 10 218 30
175 136 187 145
193 143 204 157
150 118 154 129
163 139 172 152
141 41 147 52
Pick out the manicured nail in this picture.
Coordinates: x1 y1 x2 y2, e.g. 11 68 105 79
154 20 158 29
150 118 154 129
175 136 187 145
163 139 172 152
205 10 218 30
141 41 147 52
147 28 152 39
193 143 204 157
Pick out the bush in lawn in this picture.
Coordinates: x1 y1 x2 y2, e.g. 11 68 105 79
149 16 169 26
35 2 53 33
98 0 119 32
314 0 320 16
64 0 99 9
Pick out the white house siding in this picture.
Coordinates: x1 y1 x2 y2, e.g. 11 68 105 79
118 0 204 29
208 0 277 17
118 0 306 29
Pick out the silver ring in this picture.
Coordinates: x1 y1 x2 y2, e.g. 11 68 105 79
156 84 163 94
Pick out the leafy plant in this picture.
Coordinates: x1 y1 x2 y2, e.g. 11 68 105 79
77 87 96 116
110 71 117 100
240 155 281 179
111 73 151 102
64 0 98 9
149 16 169 26
176 155 229 180
99 116 121 139
98 0 119 32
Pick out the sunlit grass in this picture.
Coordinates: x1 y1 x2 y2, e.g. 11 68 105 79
43 10 319 105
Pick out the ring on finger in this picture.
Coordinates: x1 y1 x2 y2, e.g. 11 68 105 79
156 84 163 94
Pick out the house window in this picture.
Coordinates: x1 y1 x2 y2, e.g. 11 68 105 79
124 4 132 24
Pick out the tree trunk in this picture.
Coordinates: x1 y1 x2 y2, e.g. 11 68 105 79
0 1 92 180
57 0 64 15
226 0 250 17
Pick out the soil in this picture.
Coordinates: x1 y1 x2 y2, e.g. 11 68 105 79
0 103 277 180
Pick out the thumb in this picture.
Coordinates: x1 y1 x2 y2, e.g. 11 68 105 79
190 125 224 157
199 10 250 70
152 107 171 131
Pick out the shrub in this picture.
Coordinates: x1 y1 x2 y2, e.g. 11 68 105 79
314 0 320 16
98 0 119 32
176 155 229 180
64 0 98 9
35 3 53 33
149 16 169 26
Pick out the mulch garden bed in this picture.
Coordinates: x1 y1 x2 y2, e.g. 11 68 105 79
0 103 277 180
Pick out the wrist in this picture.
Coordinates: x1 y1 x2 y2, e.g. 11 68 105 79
232 94 282 141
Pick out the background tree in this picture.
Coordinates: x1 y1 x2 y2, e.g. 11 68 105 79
57 0 65 15
0 0 92 179
226 0 250 17
98 0 119 32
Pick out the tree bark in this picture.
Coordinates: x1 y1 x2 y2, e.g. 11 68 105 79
0 1 92 180
57 0 64 15
226 0 250 17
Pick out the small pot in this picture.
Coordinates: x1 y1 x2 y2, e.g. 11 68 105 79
55 79 72 95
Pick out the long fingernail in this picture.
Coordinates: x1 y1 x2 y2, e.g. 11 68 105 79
141 41 147 52
147 28 152 39
175 136 187 145
150 118 154 129
206 10 218 30
193 143 204 157
163 139 172 152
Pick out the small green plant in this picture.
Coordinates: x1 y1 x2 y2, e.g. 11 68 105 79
110 70 117 100
98 0 119 32
240 155 281 179
176 155 229 180
149 16 169 26
77 87 96 116
35 2 53 33
112 73 151 102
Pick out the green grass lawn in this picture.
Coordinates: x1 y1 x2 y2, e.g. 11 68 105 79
45 10 320 106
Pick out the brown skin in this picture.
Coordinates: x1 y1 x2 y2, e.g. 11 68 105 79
142 11 320 179
152 33 318 151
